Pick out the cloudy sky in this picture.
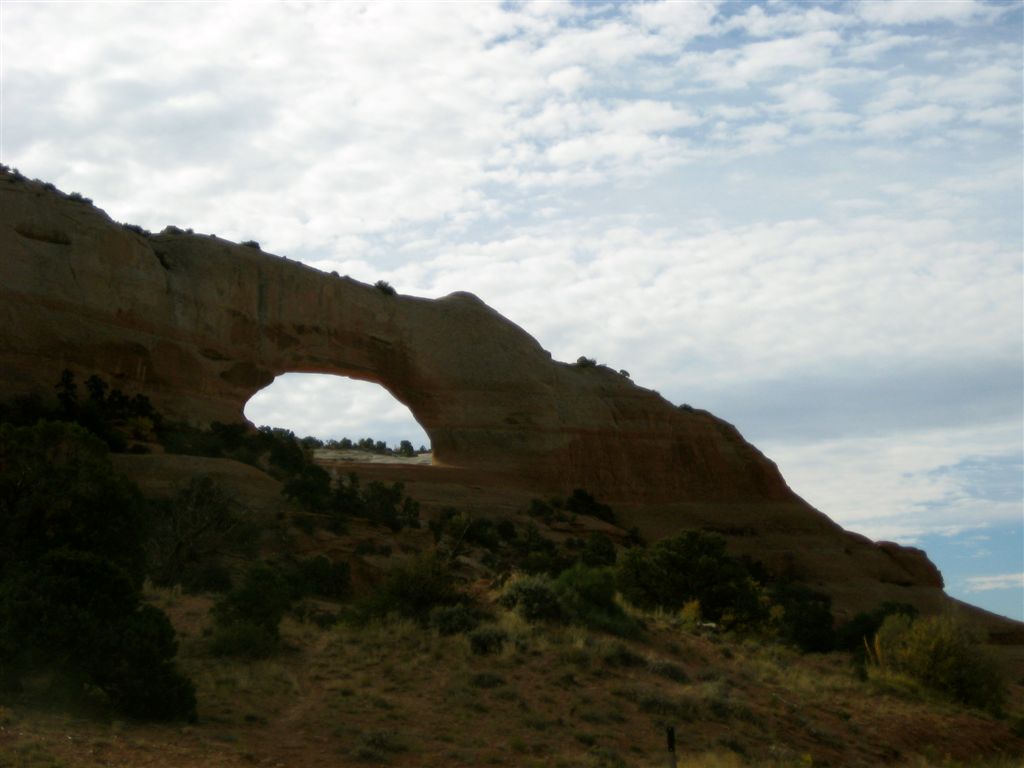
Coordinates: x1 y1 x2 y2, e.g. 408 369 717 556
4 0 1021 619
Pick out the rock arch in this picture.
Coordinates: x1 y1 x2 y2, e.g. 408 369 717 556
0 176 793 503
0 171 981 625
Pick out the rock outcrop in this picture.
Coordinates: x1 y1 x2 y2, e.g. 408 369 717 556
0 169 998 626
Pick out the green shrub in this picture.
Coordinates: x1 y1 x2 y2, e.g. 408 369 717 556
468 626 508 655
146 476 238 587
869 613 1005 712
353 554 459 624
770 585 835 652
580 534 617 567
647 658 689 682
282 464 332 512
274 555 352 602
181 560 233 594
554 563 639 637
469 672 505 688
211 565 291 655
0 421 149 585
565 489 615 524
499 574 563 622
616 531 764 628
374 280 396 296
0 422 195 721
429 604 480 636
0 549 195 719
600 642 645 668
296 555 351 601
208 620 280 660
837 602 918 657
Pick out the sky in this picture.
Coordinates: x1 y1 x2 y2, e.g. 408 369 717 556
3 0 1021 620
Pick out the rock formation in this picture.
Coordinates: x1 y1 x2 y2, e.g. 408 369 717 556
1 168 1007 627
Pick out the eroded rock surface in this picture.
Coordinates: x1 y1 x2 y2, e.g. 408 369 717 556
0 170 1003 627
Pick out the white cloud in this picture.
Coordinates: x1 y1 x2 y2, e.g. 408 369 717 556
964 573 1024 593
722 3 848 37
856 0 1002 26
630 0 721 43
861 104 958 136
684 30 841 88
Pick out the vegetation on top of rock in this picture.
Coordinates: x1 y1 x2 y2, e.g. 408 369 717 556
240 240 261 249
121 222 151 237
374 279 396 295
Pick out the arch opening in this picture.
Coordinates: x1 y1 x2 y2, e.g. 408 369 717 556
244 373 431 459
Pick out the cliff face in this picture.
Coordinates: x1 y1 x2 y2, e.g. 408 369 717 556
1 170 794 506
0 170 960 619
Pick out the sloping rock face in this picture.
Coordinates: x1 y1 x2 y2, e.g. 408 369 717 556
0 170 789 506
0 170 971 621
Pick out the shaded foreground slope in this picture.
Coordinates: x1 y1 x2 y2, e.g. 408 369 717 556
3 586 1022 768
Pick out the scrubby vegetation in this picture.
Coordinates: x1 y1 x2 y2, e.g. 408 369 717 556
867 613 1006 713
0 372 1018 764
0 422 196 720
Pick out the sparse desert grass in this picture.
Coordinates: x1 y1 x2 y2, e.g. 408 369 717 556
2 585 1020 768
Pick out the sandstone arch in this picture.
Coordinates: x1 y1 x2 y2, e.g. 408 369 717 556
4 170 984 626
0 174 793 504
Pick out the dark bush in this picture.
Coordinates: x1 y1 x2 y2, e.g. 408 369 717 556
353 554 459 624
554 564 639 637
146 476 238 587
429 604 480 636
565 489 615 524
374 280 396 296
600 642 646 668
496 519 517 542
281 555 351 601
499 574 563 622
581 534 617 567
648 658 689 682
837 602 918 657
0 548 195 720
770 585 835 652
616 531 764 628
0 421 149 586
469 626 508 655
282 464 332 513
208 620 280 660
870 613 1005 712
211 565 292 655
181 560 233 594
240 240 261 249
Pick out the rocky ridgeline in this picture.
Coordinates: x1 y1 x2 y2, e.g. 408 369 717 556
3 167 1015 633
